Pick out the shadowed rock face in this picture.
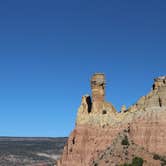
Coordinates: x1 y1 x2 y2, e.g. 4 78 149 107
58 74 166 166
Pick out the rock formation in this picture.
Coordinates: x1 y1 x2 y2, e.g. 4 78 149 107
92 132 162 166
76 73 117 127
121 105 127 113
58 74 166 166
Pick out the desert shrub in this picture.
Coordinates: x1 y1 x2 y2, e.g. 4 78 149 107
121 135 129 146
120 157 143 166
132 157 143 166
124 163 131 166
153 154 166 165
153 154 161 160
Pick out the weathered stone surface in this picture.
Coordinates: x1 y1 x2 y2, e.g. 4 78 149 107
58 74 166 166
91 73 105 103
57 125 124 166
92 132 161 166
128 76 166 112
76 73 117 126
121 105 127 113
153 76 166 90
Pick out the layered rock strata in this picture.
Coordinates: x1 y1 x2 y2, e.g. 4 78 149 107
58 74 166 166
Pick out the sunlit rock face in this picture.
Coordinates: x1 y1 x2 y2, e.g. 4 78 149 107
128 76 166 111
153 76 166 90
76 73 117 126
58 74 166 166
91 73 105 103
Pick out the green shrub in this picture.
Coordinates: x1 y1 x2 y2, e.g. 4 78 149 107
132 157 143 166
120 156 143 166
121 135 129 146
123 164 131 166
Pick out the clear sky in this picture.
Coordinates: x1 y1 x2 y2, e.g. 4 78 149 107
0 0 166 137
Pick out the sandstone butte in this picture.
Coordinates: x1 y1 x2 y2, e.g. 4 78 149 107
57 73 166 166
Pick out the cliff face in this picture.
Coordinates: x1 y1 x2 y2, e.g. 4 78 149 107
92 132 161 166
58 74 166 166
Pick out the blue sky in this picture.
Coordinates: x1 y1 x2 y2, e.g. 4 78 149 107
0 0 166 137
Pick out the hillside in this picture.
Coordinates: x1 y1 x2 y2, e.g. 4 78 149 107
91 132 165 166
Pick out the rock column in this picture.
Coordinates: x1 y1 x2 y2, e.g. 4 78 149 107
90 73 106 113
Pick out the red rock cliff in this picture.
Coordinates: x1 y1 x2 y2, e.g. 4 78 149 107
58 74 166 166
